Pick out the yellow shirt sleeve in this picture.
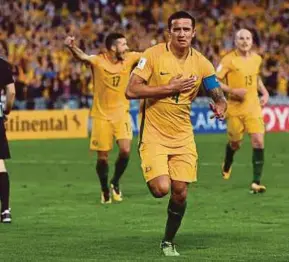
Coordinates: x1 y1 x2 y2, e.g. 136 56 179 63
216 57 231 80
132 49 153 81
201 57 217 78
87 55 99 66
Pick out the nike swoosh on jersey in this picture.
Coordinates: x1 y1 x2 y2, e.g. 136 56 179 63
104 69 117 74
160 72 170 75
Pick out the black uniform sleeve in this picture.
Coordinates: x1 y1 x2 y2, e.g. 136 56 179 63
0 59 14 86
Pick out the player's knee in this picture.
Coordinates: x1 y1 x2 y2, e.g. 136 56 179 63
251 137 264 148
151 189 169 198
119 147 130 158
97 151 109 162
230 141 241 150
171 182 188 204
150 184 170 198
97 157 108 166
171 189 187 204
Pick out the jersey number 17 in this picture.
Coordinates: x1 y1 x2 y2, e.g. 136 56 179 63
112 76 121 87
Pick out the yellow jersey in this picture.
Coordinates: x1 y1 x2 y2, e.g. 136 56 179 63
133 43 217 148
88 52 141 121
216 50 262 117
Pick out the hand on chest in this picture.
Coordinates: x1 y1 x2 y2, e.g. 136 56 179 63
156 56 202 87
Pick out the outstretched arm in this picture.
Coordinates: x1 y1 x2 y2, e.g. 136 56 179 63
64 36 91 64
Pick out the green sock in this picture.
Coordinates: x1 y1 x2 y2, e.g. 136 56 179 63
252 148 264 184
163 199 187 242
96 160 109 193
224 143 236 172
111 157 129 187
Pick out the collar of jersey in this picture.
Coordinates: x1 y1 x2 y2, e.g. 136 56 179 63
104 52 123 65
166 42 193 56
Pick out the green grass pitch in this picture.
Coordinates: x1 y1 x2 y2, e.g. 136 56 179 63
1 133 288 261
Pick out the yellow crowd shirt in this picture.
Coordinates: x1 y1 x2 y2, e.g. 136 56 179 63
133 43 217 148
88 52 141 121
216 50 262 117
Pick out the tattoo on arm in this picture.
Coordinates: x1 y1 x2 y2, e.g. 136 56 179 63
208 87 226 103
68 46 89 63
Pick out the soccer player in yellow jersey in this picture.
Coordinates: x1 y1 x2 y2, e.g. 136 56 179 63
216 29 269 193
126 11 227 256
65 33 141 204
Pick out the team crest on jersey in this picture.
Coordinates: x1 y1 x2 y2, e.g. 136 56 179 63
137 57 147 70
145 166 152 173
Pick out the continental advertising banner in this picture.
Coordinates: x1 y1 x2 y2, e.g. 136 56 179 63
130 105 289 135
6 109 89 140
5 105 288 140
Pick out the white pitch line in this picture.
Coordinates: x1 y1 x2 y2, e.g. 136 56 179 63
7 159 286 167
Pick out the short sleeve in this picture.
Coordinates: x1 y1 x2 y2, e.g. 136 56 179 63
202 58 217 78
132 49 153 82
201 57 220 90
216 57 230 80
87 55 99 66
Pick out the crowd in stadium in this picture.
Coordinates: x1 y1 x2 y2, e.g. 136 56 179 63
0 0 288 110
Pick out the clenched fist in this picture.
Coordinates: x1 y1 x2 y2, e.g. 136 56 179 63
64 36 75 48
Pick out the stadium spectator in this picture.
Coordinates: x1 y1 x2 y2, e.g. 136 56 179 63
0 0 288 110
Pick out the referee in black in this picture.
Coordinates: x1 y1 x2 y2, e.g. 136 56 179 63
0 57 15 223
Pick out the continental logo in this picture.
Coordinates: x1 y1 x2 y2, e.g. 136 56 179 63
5 115 80 132
6 109 89 140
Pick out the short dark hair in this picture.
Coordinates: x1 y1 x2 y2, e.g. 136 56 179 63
105 33 125 50
168 11 195 30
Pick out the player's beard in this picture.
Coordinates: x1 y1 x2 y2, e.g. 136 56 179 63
116 52 125 61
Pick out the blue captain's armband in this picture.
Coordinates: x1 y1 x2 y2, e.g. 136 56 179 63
202 75 220 91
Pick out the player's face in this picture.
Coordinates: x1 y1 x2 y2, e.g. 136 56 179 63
169 18 195 49
235 31 253 53
114 38 129 61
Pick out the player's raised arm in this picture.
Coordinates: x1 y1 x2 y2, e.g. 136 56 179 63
126 73 197 99
258 76 269 106
4 83 15 115
64 36 91 64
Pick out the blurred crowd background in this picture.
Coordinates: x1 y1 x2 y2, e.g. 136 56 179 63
0 0 288 110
